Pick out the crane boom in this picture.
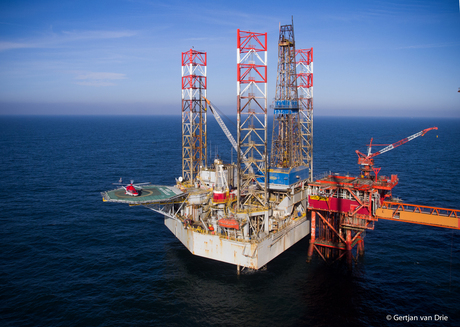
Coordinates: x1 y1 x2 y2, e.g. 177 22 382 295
203 97 238 154
368 127 438 159
203 97 253 172
356 126 437 178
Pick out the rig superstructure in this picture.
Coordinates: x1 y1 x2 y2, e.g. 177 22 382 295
102 20 460 271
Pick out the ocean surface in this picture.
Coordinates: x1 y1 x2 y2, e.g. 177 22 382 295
1 115 459 327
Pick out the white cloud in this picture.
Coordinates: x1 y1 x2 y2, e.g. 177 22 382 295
75 72 126 80
61 30 137 40
73 71 126 87
397 42 459 49
75 81 117 86
0 42 34 51
0 30 136 52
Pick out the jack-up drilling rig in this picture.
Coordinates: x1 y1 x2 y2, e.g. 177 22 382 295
102 20 460 270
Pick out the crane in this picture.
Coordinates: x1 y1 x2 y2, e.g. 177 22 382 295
356 127 438 178
203 97 238 155
202 97 253 173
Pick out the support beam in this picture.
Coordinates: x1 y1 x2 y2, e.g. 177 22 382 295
307 211 316 261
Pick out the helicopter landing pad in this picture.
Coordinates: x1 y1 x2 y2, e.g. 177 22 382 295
101 185 185 204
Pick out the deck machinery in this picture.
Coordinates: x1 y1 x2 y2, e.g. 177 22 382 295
102 20 460 271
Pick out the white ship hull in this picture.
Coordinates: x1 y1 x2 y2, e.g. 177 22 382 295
164 216 310 269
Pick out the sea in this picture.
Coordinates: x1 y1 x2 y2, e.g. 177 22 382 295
1 115 459 327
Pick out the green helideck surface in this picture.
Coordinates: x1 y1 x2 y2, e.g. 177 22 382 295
102 185 185 204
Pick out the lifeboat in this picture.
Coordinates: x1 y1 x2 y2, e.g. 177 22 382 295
218 218 240 230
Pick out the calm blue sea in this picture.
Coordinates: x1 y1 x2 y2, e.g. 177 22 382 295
1 115 459 327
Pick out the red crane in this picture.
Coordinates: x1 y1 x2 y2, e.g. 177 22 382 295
356 127 438 178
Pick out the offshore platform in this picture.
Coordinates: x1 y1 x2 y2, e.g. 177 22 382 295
102 20 460 271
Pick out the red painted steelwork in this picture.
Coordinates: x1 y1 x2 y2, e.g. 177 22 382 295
295 48 313 65
181 49 207 66
237 30 267 53
307 172 398 264
309 195 371 216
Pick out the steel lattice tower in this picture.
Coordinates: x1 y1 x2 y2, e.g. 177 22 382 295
296 48 313 180
181 50 207 183
236 30 268 210
270 19 302 168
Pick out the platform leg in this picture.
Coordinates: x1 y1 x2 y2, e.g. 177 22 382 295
357 238 364 257
346 229 352 267
307 211 316 262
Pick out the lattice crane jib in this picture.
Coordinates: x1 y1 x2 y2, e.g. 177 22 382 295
181 50 207 184
236 30 268 210
296 48 313 180
271 20 302 169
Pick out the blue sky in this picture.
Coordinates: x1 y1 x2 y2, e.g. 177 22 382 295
0 0 459 117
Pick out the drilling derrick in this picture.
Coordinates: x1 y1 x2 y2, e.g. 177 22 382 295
296 48 313 181
181 50 207 183
271 19 302 168
236 30 268 210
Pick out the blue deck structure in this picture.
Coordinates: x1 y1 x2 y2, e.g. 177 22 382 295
257 165 309 190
